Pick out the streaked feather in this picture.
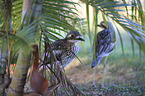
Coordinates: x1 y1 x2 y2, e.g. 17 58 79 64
41 31 83 68
91 28 115 68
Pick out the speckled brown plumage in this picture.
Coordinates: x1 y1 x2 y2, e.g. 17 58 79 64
91 21 116 68
41 31 84 68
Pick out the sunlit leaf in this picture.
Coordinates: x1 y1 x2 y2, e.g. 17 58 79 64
101 4 133 8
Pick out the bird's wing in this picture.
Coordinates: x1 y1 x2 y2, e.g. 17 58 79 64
95 29 115 57
42 40 68 64
51 39 68 54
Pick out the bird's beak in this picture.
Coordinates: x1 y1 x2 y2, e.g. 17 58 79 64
77 37 85 41
97 25 101 27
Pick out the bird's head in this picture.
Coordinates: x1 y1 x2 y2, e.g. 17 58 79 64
65 31 85 43
97 21 108 29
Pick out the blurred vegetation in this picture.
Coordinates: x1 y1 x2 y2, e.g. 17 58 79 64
0 0 145 95
64 30 145 95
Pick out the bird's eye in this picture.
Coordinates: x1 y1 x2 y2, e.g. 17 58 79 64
71 35 75 37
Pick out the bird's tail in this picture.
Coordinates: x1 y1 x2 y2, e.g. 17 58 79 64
91 57 101 68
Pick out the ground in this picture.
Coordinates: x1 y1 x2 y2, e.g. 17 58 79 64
23 32 145 96
63 32 145 96
64 55 145 96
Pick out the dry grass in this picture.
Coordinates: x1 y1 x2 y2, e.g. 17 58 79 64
64 54 145 95
62 32 145 95
21 32 145 95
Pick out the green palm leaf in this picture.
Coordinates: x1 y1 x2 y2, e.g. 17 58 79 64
11 0 23 30
9 20 39 53
0 0 4 29
40 0 81 41
99 0 144 55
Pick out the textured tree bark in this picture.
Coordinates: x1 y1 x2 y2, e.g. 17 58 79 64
7 49 30 96
0 0 12 95
0 39 8 95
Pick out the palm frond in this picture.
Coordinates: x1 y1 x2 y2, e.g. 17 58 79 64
0 0 4 29
40 0 81 41
9 20 40 53
90 0 145 56
86 3 92 47
11 0 23 30
114 22 125 56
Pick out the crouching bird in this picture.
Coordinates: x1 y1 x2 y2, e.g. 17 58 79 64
91 21 116 87
41 31 85 68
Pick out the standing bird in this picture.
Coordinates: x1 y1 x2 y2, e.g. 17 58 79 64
91 21 116 87
42 31 84 68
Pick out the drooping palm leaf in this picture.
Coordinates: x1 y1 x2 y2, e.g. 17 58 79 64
84 0 145 57
40 0 81 41
2 0 144 95
9 20 40 53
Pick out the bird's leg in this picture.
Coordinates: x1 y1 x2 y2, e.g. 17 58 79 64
102 56 108 87
93 67 97 87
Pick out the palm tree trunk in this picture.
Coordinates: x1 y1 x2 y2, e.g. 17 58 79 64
7 49 31 96
0 0 12 95
7 0 43 95
21 0 32 25
7 0 32 96
0 39 8 95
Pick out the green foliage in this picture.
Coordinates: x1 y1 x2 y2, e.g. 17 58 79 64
65 32 145 95
0 0 145 95
10 20 40 53
11 0 23 30
82 0 145 60
0 0 4 29
0 0 82 53
40 0 82 43
0 0 144 58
